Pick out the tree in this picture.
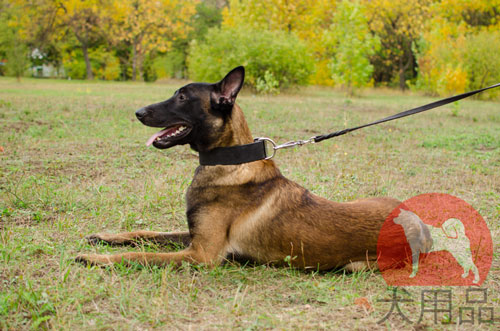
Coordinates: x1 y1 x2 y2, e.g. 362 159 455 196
416 0 500 97
364 0 431 89
151 0 223 80
326 0 379 95
110 0 197 81
188 26 313 92
0 1 30 81
222 0 337 85
58 0 113 80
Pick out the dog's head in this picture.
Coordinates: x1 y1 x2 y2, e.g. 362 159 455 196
135 66 245 152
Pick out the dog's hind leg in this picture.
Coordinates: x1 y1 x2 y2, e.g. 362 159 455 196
86 231 191 248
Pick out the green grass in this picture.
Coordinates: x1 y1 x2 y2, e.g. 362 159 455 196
1 77 499 329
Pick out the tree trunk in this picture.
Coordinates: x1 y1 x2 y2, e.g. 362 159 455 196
82 44 93 80
132 44 137 81
399 42 414 91
398 57 406 90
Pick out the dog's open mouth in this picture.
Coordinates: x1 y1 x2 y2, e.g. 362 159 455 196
146 123 192 147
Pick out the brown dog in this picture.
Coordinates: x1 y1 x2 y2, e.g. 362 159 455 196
76 66 401 271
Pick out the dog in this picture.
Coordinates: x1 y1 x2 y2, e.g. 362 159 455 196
393 209 480 283
75 66 402 272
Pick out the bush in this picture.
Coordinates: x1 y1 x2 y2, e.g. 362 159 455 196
326 0 379 95
187 26 313 92
62 50 86 80
90 47 120 81
62 47 120 80
5 42 30 80
463 31 500 99
152 50 186 80
417 30 500 99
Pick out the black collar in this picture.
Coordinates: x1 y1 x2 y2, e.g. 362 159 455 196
198 140 267 165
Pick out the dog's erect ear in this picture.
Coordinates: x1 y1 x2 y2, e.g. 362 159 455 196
212 66 245 109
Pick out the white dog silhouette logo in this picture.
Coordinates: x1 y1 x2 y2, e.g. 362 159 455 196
377 193 492 286
393 209 480 284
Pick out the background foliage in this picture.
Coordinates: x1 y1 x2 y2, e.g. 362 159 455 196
188 26 313 92
1 0 500 96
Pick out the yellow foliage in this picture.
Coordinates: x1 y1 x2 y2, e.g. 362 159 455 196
110 0 197 53
310 59 335 86
222 0 336 85
96 54 121 80
417 0 500 96
439 65 467 95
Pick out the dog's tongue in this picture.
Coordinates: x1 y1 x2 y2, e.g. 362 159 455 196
146 128 170 146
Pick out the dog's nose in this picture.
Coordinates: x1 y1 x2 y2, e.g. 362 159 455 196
135 107 148 120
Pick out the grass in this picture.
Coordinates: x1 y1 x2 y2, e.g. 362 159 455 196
1 77 499 329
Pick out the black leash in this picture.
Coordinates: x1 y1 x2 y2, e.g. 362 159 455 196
313 82 500 143
199 83 500 166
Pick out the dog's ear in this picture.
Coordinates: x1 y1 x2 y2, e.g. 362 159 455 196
212 66 245 110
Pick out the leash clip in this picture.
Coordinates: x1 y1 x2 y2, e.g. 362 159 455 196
255 136 316 160
275 137 315 150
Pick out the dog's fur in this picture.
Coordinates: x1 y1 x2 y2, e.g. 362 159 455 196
76 67 401 271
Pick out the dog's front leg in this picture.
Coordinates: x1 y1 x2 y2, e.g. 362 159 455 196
86 231 191 247
75 248 197 267
75 242 225 267
76 226 229 267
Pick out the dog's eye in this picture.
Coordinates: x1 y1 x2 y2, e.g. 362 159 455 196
179 94 186 101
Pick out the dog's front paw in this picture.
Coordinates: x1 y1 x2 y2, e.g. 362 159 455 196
75 254 93 266
85 233 133 246
86 233 125 246
75 253 113 266
86 234 105 246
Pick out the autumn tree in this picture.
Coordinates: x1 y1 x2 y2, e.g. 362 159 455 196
0 1 31 80
188 25 313 92
110 0 197 81
222 0 337 85
326 0 379 95
58 0 114 80
417 0 500 97
364 0 431 90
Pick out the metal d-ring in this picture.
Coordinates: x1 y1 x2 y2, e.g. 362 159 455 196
255 137 277 160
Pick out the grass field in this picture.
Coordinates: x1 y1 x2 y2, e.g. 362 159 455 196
1 77 499 329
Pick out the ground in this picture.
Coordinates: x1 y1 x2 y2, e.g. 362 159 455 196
0 77 499 329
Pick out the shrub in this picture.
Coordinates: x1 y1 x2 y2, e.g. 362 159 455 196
152 50 186 80
187 26 313 92
326 0 379 95
62 47 120 80
90 47 120 81
417 30 500 99
62 50 86 80
463 31 500 99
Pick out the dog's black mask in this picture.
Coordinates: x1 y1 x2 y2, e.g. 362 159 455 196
135 66 245 151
